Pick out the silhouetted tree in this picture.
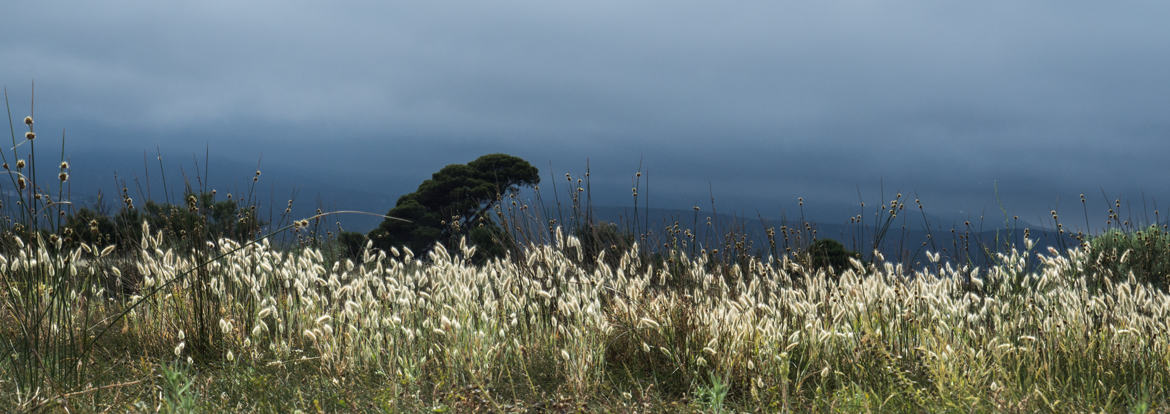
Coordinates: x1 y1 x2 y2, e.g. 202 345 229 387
369 153 539 263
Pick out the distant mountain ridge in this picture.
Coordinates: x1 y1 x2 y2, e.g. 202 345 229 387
55 148 1079 267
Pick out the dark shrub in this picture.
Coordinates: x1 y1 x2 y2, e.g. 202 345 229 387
805 238 861 277
1088 225 1170 291
337 231 368 260
572 221 636 269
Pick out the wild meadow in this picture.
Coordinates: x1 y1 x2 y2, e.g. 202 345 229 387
2 103 1169 412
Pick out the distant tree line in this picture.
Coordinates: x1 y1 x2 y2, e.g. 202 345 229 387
57 191 263 253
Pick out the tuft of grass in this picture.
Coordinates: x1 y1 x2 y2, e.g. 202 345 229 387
691 372 729 413
159 360 198 413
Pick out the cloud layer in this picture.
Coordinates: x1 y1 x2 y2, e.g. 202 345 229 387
3 1 1169 226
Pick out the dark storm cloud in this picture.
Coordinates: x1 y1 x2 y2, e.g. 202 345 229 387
2 1 1169 229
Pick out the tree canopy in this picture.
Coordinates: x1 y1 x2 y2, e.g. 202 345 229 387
368 153 539 261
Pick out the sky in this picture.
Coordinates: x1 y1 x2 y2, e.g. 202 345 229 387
3 1 1170 232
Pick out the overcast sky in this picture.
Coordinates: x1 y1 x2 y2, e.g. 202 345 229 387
3 1 1169 230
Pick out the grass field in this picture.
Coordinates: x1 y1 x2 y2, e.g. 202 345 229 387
2 220 1168 412
2 107 1169 412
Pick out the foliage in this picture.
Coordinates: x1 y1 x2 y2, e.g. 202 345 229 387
691 373 730 413
62 207 117 247
58 192 264 253
336 231 368 260
571 221 636 269
141 192 264 248
466 222 514 261
159 361 199 413
368 153 539 262
804 238 861 277
1087 225 1170 290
